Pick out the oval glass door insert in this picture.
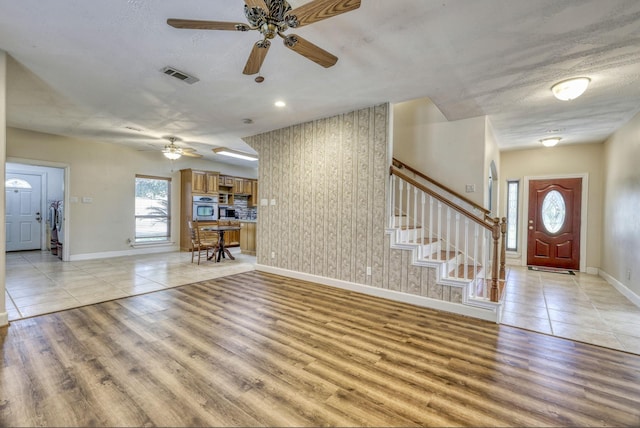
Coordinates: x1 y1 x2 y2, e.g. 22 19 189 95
541 190 566 233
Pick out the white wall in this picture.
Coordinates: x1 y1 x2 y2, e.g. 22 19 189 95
392 97 488 207
602 112 640 296
1 50 8 326
499 143 604 271
485 118 500 216
6 127 257 259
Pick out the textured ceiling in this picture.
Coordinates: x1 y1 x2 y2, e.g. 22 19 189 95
1 0 640 167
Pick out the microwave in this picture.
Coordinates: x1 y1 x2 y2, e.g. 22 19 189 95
219 207 236 218
193 196 218 221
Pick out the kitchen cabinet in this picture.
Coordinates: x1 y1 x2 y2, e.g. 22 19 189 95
249 180 259 206
219 219 240 247
220 175 234 187
233 178 253 195
233 178 244 194
192 170 218 195
180 169 220 251
240 221 256 255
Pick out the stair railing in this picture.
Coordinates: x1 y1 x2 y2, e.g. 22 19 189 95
390 163 506 302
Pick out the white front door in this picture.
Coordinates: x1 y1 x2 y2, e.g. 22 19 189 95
5 173 43 251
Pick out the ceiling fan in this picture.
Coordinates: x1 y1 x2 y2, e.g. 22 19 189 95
167 0 361 76
161 136 203 160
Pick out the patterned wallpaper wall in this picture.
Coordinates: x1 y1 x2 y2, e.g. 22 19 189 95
245 103 462 304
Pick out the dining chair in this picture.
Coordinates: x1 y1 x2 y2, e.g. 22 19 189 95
188 219 217 264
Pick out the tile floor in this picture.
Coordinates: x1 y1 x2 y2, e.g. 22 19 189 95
4 250 640 355
502 266 640 354
4 248 255 321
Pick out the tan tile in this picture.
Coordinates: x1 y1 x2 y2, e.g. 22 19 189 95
550 321 624 351
547 308 609 329
12 289 74 306
18 298 81 318
500 311 552 335
615 333 640 354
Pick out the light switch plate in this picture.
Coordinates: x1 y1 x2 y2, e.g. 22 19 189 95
81 196 93 203
465 184 475 193
260 199 268 206
270 199 276 206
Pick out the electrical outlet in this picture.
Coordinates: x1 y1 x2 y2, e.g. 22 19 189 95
271 251 275 259
366 266 372 276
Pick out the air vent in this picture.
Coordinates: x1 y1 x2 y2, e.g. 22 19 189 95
160 66 199 84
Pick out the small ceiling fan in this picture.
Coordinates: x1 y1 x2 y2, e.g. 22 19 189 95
161 136 203 160
167 0 361 75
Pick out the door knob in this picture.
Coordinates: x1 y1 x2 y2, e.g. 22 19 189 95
529 226 533 230
35 211 42 223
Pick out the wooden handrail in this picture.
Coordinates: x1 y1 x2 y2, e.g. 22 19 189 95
392 158 490 216
391 166 492 232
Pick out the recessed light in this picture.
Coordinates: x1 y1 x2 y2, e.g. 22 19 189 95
274 100 286 108
551 77 590 101
540 137 561 147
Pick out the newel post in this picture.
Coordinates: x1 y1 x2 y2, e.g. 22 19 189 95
500 217 507 281
490 217 500 302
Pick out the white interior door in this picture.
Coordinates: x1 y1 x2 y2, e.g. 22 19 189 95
5 173 43 251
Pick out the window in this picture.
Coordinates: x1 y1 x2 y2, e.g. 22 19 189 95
506 180 519 251
135 175 171 243
5 178 32 189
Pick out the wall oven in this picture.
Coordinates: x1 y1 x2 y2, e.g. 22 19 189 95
192 196 218 221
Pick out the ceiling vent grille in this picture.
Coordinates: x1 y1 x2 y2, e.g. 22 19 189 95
160 66 199 84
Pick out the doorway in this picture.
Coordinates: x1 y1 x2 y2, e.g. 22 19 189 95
5 161 67 260
527 177 582 270
5 172 44 251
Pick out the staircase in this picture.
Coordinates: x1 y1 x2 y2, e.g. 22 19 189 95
388 159 506 311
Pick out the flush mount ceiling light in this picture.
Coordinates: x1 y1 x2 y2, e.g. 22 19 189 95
274 100 286 108
212 147 258 161
540 137 561 147
162 136 183 160
551 77 591 101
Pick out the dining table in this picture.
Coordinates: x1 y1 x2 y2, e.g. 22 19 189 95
201 225 241 262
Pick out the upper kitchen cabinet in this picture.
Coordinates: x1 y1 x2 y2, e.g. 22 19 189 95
191 170 219 195
233 178 253 195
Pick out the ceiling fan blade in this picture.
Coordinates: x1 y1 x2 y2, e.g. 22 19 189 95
287 0 361 28
243 40 271 75
283 34 337 68
244 0 268 10
167 19 249 31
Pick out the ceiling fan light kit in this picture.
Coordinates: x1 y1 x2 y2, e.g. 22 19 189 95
213 147 259 161
167 0 361 77
551 77 591 101
540 137 561 147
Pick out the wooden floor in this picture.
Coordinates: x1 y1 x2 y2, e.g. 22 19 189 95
2 271 640 427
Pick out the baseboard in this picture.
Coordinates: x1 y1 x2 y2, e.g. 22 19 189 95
0 311 8 327
70 244 180 261
599 269 640 309
255 264 500 323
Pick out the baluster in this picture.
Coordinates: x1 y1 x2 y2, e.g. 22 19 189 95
398 179 403 240
437 202 442 261
428 197 434 260
446 207 452 276
405 180 411 235
389 174 395 229
483 228 490 299
420 192 426 258
412 187 418 243
473 223 479 299
462 217 468 281
454 212 460 279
